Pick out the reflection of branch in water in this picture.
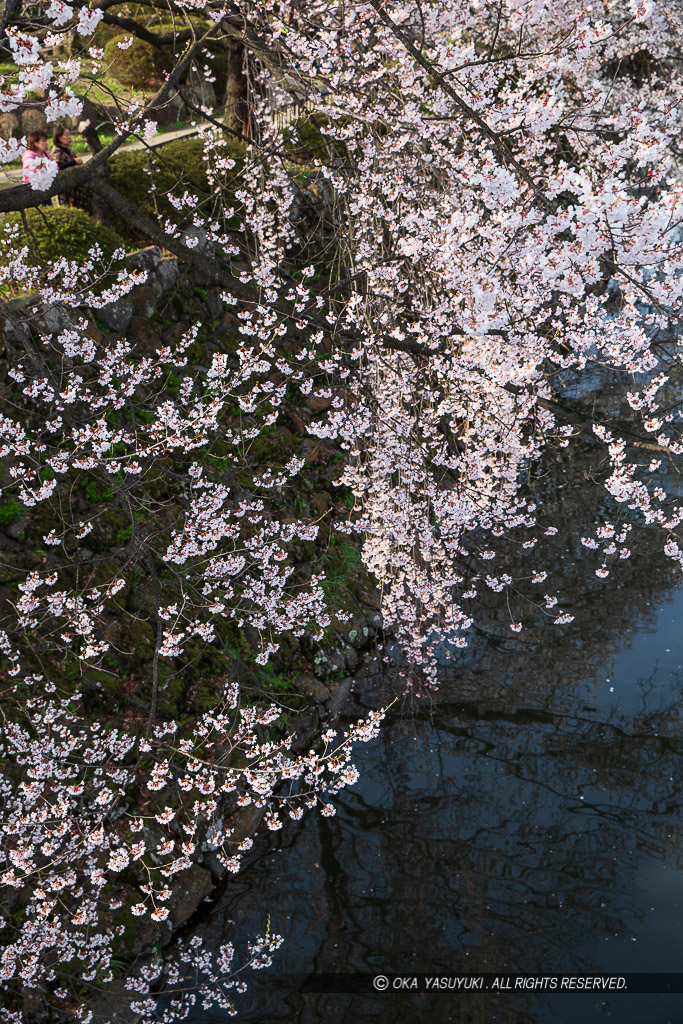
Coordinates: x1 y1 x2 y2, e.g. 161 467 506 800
190 422 683 1024
196 663 683 1024
335 688 683 927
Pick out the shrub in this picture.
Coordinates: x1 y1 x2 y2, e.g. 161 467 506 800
0 207 126 270
108 137 243 240
88 20 120 50
103 34 174 88
109 138 208 217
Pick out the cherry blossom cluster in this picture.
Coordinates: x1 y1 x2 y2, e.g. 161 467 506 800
238 0 683 673
0 663 384 1018
2 0 683 1014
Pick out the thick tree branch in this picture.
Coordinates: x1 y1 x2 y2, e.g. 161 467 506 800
0 26 219 212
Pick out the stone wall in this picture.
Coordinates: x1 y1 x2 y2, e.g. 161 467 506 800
0 106 48 140
2 239 383 1022
4 245 178 343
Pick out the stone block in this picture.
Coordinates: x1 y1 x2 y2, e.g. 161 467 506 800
96 294 133 333
167 865 213 930
33 304 73 337
20 108 47 134
127 246 161 279
131 284 156 319
161 321 186 346
4 320 24 347
342 644 359 671
206 288 224 320
302 438 335 465
156 257 179 291
307 394 333 413
0 113 19 139
5 295 35 344
127 315 162 356
292 673 331 703
180 226 208 253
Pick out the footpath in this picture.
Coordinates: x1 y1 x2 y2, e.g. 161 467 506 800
0 123 201 187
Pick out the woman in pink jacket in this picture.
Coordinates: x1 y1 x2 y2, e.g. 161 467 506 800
22 130 57 198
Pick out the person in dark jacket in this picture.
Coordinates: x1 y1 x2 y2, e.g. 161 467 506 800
52 124 84 207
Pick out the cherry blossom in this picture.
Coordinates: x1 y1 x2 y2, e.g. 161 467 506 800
2 0 683 1016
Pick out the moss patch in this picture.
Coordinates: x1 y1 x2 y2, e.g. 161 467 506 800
0 208 126 278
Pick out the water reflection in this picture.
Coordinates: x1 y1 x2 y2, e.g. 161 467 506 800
188 414 683 1024
187 589 683 1024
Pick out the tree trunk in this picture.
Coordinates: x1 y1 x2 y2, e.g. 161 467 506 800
80 96 112 226
223 39 249 138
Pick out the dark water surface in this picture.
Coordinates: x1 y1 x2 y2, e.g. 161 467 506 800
189 572 683 1024
187 382 683 1024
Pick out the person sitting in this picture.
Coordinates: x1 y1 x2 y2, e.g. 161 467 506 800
52 124 84 207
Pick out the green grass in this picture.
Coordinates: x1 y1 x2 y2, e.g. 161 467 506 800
321 540 362 601
0 499 21 526
0 208 126 286
70 130 116 156
82 476 114 504
258 661 292 694
115 524 133 545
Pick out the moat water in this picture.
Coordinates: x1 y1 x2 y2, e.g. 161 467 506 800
187 569 683 1021
188 384 683 1023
